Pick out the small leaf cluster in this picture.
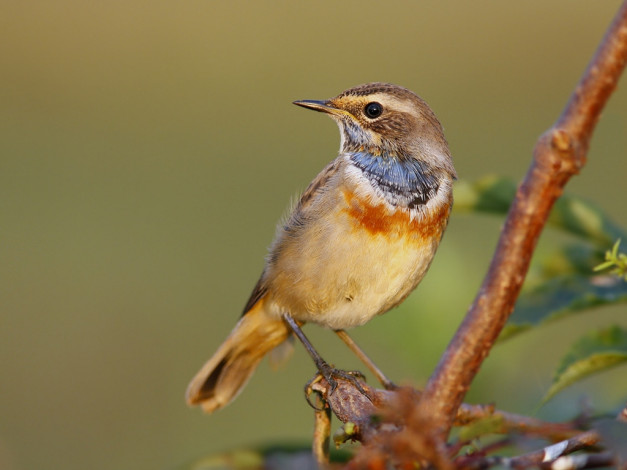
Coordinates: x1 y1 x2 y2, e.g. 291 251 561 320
595 239 627 281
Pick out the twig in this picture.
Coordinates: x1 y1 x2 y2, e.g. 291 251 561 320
455 403 583 442
309 378 587 460
312 390 332 467
414 0 627 450
454 430 603 469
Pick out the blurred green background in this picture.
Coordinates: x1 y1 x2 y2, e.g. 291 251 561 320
2 1 626 469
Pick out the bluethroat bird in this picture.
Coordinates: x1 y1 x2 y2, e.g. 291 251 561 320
186 83 457 413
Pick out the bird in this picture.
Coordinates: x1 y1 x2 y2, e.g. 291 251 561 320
186 82 457 413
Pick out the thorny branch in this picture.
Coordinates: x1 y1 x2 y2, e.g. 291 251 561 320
309 379 607 469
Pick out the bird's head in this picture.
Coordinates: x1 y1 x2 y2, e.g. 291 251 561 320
294 82 456 179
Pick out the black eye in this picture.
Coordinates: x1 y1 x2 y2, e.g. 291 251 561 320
364 102 383 119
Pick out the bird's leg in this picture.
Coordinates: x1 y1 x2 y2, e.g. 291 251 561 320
282 313 371 405
334 329 397 390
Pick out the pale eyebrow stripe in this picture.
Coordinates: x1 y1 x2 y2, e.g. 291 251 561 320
365 93 416 115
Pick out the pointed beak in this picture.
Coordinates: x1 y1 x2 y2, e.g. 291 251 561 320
293 99 342 116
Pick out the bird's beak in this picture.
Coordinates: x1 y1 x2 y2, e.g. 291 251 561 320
293 99 343 116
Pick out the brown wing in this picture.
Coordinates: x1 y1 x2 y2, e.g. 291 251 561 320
295 157 341 212
241 276 267 316
240 157 342 317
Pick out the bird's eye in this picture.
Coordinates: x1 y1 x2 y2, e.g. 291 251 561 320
364 102 383 119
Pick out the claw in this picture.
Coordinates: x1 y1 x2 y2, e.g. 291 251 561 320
318 364 372 403
304 373 327 411
281 315 374 408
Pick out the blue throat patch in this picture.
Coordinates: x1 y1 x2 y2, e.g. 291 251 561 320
349 151 439 208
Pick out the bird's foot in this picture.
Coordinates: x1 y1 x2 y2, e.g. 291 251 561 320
304 374 326 411
320 363 368 395
304 364 371 410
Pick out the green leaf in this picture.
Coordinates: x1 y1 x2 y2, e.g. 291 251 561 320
542 326 627 404
550 197 627 247
453 176 517 215
190 449 263 469
456 176 627 343
453 176 627 246
457 415 506 441
188 443 352 469
594 239 627 280
537 243 605 279
501 274 627 341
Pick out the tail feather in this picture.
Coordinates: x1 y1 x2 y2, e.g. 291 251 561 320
186 301 289 413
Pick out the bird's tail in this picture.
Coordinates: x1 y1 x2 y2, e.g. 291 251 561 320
186 299 290 413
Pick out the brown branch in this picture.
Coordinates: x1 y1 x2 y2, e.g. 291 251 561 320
454 431 603 469
312 390 332 467
413 0 627 449
309 378 589 466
